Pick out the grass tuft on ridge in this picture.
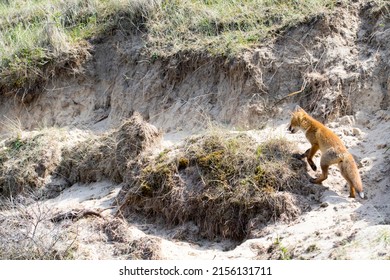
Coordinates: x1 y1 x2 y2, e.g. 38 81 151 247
0 0 340 97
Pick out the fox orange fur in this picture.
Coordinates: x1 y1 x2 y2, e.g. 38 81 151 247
288 106 364 199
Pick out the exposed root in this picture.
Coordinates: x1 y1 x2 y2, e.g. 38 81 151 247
50 209 105 223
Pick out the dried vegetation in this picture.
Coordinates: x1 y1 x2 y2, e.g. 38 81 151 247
0 197 77 259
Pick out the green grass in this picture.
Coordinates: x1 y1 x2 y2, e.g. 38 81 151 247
273 236 292 260
0 0 157 95
0 0 358 95
145 0 338 57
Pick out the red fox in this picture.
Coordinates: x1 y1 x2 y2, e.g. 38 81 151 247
288 106 364 199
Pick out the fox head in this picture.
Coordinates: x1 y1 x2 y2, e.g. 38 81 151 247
288 106 307 134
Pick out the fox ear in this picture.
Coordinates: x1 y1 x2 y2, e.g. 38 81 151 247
294 105 305 113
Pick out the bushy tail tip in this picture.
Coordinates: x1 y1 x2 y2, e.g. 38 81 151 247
359 192 365 199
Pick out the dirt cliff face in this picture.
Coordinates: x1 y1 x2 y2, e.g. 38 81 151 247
0 2 388 134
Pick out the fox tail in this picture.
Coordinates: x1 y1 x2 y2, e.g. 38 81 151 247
339 153 364 199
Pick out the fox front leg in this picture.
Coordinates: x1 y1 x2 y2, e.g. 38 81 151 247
298 146 318 171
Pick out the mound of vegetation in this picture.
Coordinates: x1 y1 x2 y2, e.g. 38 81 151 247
119 131 313 241
0 113 162 199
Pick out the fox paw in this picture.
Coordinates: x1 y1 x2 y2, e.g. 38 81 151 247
350 192 365 199
309 163 317 171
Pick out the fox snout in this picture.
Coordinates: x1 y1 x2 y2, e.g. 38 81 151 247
288 125 297 134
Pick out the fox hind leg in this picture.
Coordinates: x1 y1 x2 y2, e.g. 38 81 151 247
310 164 329 184
349 180 356 198
310 150 338 184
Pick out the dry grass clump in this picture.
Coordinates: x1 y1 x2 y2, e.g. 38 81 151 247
114 237 162 260
57 132 120 185
102 218 131 244
0 126 114 199
57 112 162 185
119 131 310 241
0 128 68 198
114 112 162 178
